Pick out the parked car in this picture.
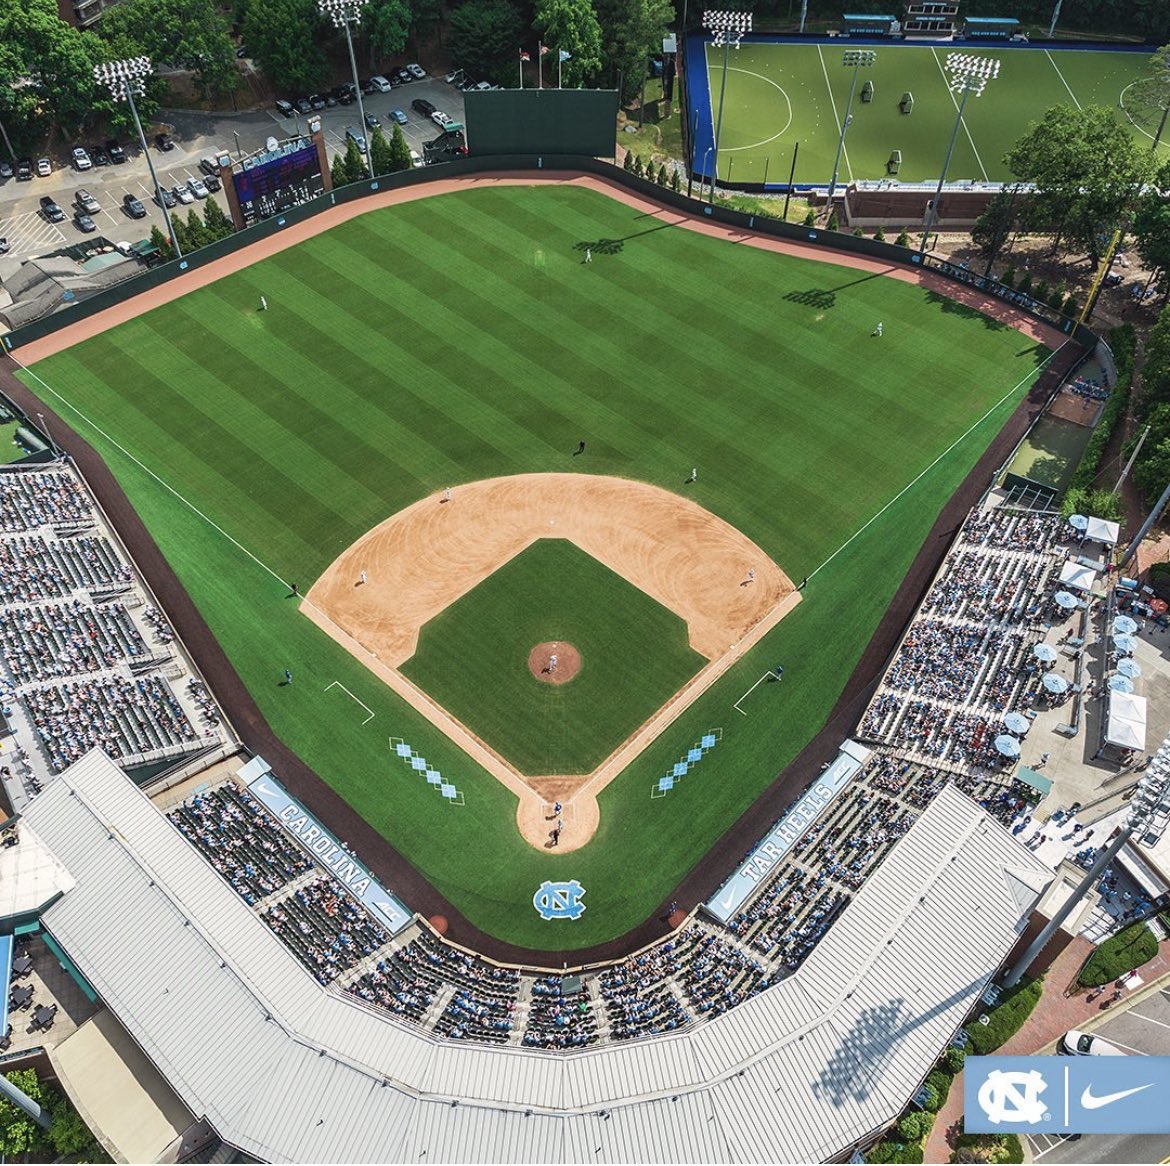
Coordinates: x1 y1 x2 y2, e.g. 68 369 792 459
431 110 452 128
198 155 219 176
114 240 133 256
123 194 147 218
155 132 175 151
39 196 65 222
407 63 426 80
369 75 393 92
275 98 295 117
295 97 312 115
331 84 355 105
188 176 209 199
389 108 408 124
106 139 126 162
1060 1030 1127 1056
475 80 493 90
0 238 9 253
90 144 109 166
75 189 100 214
74 211 96 232
154 187 177 209
308 93 326 110
412 97 436 117
36 157 52 177
0 161 12 180
394 67 412 85
17 158 32 180
204 173 221 192
359 78 376 95
459 76 478 91
345 127 367 152
444 69 464 84
364 112 381 130
410 148 424 168
72 145 92 170
172 183 195 205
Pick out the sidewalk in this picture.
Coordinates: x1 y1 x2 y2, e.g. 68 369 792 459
924 935 1170 1163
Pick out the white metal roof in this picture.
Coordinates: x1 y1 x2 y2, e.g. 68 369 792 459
23 751 1050 1163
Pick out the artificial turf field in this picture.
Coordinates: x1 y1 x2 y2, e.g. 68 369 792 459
20 184 1053 950
700 42 1166 185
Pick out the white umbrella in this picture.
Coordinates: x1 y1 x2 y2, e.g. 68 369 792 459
1109 675 1135 694
994 734 1022 758
1114 615 1139 636
1069 514 1089 531
1004 712 1031 736
1054 591 1078 610
1033 643 1058 663
1114 634 1137 655
1043 673 1070 695
1118 659 1142 679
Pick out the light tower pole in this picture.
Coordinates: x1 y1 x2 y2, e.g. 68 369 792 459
94 57 181 259
826 49 876 213
702 9 752 206
920 53 999 255
318 0 375 179
1003 731 1170 989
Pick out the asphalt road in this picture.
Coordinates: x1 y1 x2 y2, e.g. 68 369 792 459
0 76 464 261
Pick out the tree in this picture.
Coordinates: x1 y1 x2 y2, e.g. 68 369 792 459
827 208 839 230
202 196 234 242
874 225 886 242
447 0 523 85
365 0 411 68
343 135 367 181
594 0 673 99
370 125 394 175
671 168 680 193
185 208 209 250
1121 44 1170 152
623 150 633 171
98 0 238 99
971 185 1020 262
388 122 412 171
48 1105 96 1157
0 1069 50 1158
1132 158 1170 280
1005 105 1153 264
149 224 174 262
243 0 328 95
895 227 910 247
532 0 602 87
331 151 351 188
656 162 667 185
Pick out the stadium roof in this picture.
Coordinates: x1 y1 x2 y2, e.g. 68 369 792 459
23 751 1050 1163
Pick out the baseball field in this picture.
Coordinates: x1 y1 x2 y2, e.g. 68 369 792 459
18 180 1055 949
697 42 1164 185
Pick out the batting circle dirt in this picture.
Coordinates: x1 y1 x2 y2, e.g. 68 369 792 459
528 642 581 685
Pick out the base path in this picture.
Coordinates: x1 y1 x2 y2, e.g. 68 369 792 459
304 473 798 852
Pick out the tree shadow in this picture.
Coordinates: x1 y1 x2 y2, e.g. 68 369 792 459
923 289 1010 331
574 223 674 257
784 288 837 310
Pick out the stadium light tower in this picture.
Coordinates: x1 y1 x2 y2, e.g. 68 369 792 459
318 0 375 180
825 49 876 212
920 53 999 255
94 57 181 260
703 9 752 206
1003 731 1170 988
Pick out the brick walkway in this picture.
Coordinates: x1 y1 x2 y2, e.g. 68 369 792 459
924 935 1170 1163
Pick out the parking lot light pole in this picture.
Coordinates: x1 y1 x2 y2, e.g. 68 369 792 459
826 49 875 212
318 0 375 179
35 413 60 459
1003 733 1170 989
702 9 752 206
94 58 182 260
920 53 999 255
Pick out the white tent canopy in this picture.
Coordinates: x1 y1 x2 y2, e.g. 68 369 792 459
1106 691 1148 750
1059 560 1098 592
1087 515 1120 545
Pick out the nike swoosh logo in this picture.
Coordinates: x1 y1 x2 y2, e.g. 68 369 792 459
1081 1083 1153 1109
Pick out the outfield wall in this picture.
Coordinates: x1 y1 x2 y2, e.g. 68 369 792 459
0 157 1091 354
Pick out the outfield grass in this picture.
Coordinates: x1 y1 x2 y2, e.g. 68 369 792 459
702 42 1162 184
21 184 1052 949
400 539 704 775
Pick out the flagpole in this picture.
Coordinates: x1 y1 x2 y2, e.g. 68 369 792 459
538 41 543 88
558 51 562 88
519 54 523 88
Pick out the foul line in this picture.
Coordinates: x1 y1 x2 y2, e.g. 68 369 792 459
808 345 1065 582
818 44 854 184
9 358 289 590
734 671 775 715
931 48 990 183
1045 49 1082 110
325 680 375 725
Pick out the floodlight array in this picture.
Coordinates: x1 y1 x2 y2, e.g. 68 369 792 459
944 52 1000 96
317 0 368 27
93 56 151 101
703 10 752 47
842 49 876 68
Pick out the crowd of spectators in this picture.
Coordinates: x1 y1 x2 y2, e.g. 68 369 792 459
0 600 147 682
600 947 689 1040
523 976 598 1048
0 534 131 604
347 951 437 1024
0 469 91 533
169 782 313 904
1067 373 1109 403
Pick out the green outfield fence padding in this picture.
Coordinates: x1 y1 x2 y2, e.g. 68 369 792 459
463 89 619 158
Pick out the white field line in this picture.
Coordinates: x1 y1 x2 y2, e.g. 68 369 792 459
1045 49 1082 110
818 44 854 184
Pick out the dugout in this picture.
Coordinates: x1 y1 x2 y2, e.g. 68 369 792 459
463 89 619 159
964 16 1020 38
842 13 898 35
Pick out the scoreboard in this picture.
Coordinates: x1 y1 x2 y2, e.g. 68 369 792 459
232 137 325 226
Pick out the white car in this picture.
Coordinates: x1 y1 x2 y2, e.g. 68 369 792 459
187 176 209 199
36 157 51 177
407 63 426 80
410 149 424 168
1060 1029 1126 1056
444 69 463 85
173 183 195 205
72 146 92 170
431 110 452 128
369 75 393 92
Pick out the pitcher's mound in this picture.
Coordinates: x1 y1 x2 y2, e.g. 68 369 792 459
528 641 581 685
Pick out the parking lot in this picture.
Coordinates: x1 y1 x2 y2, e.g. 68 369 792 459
0 75 465 263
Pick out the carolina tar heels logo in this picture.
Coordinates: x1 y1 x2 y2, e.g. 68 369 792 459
977 1069 1049 1126
533 880 587 920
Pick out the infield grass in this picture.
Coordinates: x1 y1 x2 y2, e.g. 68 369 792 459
21 184 1053 949
401 539 704 775
699 42 1163 185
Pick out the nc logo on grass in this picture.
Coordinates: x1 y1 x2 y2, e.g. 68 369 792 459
533 880 586 921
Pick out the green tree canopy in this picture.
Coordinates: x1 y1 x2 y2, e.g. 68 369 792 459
0 1069 49 1159
242 0 328 95
364 0 411 68
388 121 413 171
533 0 602 87
447 0 524 84
1121 43 1170 151
202 195 235 241
1133 158 1170 279
343 133 368 181
593 0 672 99
1005 104 1154 263
370 124 393 175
